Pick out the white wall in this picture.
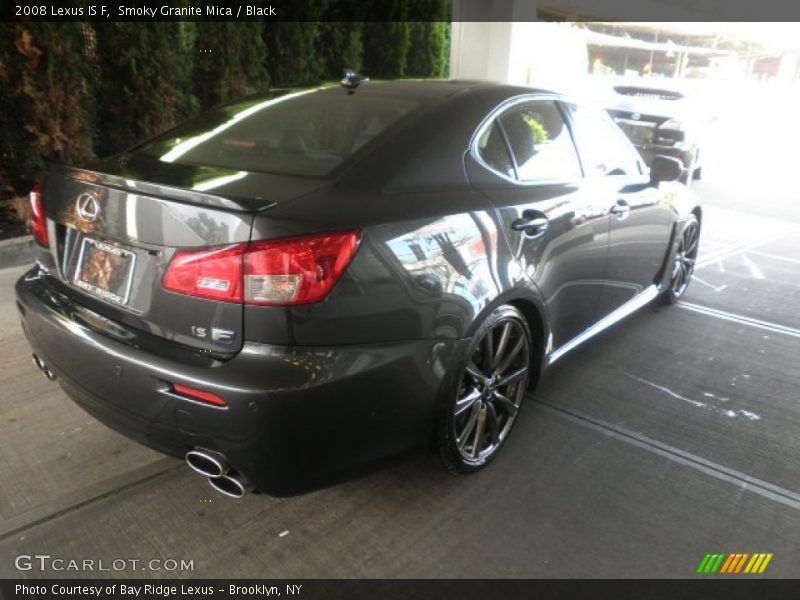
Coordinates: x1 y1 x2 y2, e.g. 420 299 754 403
450 17 588 94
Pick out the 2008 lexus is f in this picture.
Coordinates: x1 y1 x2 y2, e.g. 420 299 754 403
16 79 701 497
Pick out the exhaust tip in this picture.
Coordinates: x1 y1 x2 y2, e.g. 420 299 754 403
185 449 228 478
32 354 56 380
208 473 252 498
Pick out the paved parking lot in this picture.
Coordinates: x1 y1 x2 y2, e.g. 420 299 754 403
1 100 799 578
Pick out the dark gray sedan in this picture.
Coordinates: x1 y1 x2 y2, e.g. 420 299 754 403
17 79 701 496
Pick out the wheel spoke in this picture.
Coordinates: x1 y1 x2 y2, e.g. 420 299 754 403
497 366 528 387
676 263 688 292
455 388 481 416
486 402 500 445
492 322 512 369
471 405 487 458
685 226 698 254
493 391 518 416
466 360 487 384
457 404 480 450
673 266 683 293
495 336 524 375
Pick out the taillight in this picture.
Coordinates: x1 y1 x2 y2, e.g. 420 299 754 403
163 244 246 303
244 231 361 305
29 184 48 246
162 230 360 306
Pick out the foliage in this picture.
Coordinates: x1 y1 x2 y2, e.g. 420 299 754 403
363 20 411 79
262 1 326 86
94 22 199 155
194 22 270 110
0 22 96 195
318 22 365 79
406 21 450 78
0 15 451 205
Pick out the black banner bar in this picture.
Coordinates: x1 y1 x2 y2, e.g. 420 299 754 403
2 580 800 600
6 0 800 22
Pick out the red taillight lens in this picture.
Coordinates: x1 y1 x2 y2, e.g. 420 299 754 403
163 244 246 302
162 231 360 306
244 231 361 305
29 184 48 246
172 383 227 407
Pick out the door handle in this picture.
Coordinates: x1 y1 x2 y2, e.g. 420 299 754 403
610 200 631 219
511 216 549 237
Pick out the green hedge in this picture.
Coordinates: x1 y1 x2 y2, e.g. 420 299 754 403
0 14 450 200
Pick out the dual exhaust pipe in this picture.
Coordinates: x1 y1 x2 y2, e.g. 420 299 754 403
32 353 56 381
185 448 253 498
32 354 249 498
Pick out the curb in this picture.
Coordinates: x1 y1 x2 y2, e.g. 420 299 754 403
0 234 35 269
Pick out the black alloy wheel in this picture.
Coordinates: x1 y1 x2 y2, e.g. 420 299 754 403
438 305 531 472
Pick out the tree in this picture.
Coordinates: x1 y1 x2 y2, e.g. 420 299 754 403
317 1 368 80
263 1 326 86
317 23 364 80
194 22 269 110
406 21 450 78
405 0 451 78
363 24 411 79
0 22 96 196
94 23 199 155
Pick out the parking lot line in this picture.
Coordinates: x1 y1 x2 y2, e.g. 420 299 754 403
532 397 800 511
748 249 800 266
696 236 786 269
677 301 800 339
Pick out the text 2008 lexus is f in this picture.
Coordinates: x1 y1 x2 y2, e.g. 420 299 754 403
16 78 701 496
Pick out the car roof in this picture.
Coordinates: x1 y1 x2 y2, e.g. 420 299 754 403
312 79 559 104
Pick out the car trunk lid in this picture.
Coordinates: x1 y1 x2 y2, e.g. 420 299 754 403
39 162 329 355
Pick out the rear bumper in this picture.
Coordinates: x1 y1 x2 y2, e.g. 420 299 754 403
16 266 461 494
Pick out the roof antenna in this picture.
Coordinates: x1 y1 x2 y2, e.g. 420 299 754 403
340 69 369 94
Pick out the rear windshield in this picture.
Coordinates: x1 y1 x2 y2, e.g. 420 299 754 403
136 88 420 177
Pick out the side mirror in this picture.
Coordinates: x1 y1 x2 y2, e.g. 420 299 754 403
650 155 684 184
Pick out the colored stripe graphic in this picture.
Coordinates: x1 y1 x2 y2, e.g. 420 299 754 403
719 554 736 574
697 552 772 574
734 553 749 573
696 554 712 573
758 554 773 573
745 554 763 573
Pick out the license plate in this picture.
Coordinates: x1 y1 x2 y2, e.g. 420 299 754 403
619 121 654 143
74 238 137 306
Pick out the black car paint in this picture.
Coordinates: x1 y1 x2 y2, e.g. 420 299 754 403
16 81 701 494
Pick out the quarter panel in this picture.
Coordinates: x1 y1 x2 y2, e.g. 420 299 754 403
246 189 518 345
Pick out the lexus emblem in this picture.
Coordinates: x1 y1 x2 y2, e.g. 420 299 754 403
76 193 99 223
631 112 641 121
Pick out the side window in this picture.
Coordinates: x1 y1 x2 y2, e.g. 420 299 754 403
568 104 643 177
476 122 514 179
497 100 582 182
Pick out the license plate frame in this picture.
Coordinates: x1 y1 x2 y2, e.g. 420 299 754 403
73 237 137 306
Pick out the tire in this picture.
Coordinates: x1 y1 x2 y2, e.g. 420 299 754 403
437 305 532 474
661 215 700 304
